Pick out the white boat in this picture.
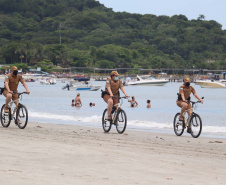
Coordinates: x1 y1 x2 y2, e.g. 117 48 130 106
62 82 101 91
195 79 226 88
201 85 226 88
40 78 57 85
125 75 168 86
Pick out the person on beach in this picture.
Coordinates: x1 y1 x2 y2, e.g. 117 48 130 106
147 100 151 108
3 66 30 113
71 99 75 106
75 93 82 107
128 96 138 107
176 77 203 133
102 71 129 120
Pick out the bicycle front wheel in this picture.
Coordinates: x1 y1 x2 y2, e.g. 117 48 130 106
102 109 112 132
190 113 202 138
173 113 184 136
16 104 28 129
116 109 127 134
1 104 11 127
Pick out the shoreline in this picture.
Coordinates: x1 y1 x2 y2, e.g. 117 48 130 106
28 118 226 139
1 121 226 185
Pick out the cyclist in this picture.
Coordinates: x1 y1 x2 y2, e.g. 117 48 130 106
3 66 30 113
102 71 129 120
176 77 203 133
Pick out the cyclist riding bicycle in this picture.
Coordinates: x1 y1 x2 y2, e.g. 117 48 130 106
3 66 30 113
102 71 129 121
176 77 203 133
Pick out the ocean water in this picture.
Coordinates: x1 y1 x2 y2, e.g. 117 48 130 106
0 78 226 138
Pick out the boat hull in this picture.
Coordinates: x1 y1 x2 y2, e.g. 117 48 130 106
195 81 226 88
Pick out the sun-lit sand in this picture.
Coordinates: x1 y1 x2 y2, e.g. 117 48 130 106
0 122 226 185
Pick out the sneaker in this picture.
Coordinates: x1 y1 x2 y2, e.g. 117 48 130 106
187 127 192 133
4 106 9 113
179 119 185 128
105 116 112 121
114 121 118 126
17 119 22 124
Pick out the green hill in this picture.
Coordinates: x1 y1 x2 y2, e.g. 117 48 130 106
0 0 226 72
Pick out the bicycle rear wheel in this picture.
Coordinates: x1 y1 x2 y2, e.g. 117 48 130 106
116 109 127 134
102 108 112 132
190 113 202 138
173 113 184 136
1 104 11 127
16 104 28 129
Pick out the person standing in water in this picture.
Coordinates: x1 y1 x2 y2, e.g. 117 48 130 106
128 96 138 107
75 93 82 107
147 100 151 108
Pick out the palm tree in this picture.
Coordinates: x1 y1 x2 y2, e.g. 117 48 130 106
197 14 205 21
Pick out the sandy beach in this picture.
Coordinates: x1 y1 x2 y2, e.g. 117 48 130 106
0 122 226 185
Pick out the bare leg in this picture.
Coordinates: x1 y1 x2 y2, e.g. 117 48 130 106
107 98 113 118
5 93 12 107
179 102 188 120
187 110 192 128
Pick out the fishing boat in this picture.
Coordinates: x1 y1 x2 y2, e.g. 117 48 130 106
124 75 168 86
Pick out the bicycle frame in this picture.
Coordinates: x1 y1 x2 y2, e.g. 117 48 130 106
182 99 202 128
182 107 194 128
8 98 20 119
112 103 121 124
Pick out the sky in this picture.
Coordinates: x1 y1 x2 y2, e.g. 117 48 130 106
97 0 226 30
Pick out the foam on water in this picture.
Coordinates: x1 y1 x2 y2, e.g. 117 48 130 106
29 111 226 135
29 111 102 124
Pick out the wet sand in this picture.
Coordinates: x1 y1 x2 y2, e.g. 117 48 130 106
0 122 226 185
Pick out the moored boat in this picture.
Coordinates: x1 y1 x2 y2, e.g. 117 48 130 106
124 75 168 86
40 78 57 85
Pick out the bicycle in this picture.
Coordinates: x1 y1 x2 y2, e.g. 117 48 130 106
1 92 29 129
102 96 128 134
173 97 204 138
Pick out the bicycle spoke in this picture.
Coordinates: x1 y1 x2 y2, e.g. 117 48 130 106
102 109 112 132
1 104 11 127
16 105 28 129
173 113 184 136
190 114 202 138
116 109 127 134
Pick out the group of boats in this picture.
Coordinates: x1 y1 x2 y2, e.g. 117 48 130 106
61 75 169 91
24 72 226 90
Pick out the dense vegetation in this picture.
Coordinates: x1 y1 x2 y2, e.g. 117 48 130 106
0 0 226 72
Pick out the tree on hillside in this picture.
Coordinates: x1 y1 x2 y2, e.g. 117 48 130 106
197 14 205 21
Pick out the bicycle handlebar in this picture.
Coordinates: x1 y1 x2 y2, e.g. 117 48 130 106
188 98 203 105
13 91 29 96
113 96 129 99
